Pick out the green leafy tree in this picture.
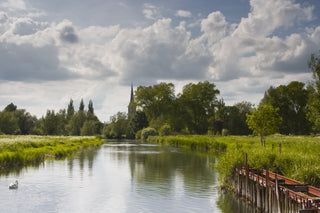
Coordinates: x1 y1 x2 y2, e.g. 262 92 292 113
103 112 128 139
126 110 149 139
88 100 94 115
81 120 97 136
79 98 85 111
179 81 220 134
261 81 311 134
67 111 86 135
4 103 17 112
67 99 75 120
225 101 252 135
0 111 20 134
135 82 175 127
246 105 282 146
307 52 320 133
41 110 58 135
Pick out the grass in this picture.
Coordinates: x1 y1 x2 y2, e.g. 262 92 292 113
0 135 104 171
148 134 320 188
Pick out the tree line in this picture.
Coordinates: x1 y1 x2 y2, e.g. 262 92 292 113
105 51 320 139
1 52 319 138
0 99 102 136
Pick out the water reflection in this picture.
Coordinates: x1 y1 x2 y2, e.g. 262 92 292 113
0 141 257 213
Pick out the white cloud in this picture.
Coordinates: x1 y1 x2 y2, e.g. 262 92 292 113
142 3 161 20
0 0 27 11
175 10 192 18
0 0 319 121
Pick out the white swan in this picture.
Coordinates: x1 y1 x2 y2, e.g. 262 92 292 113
9 180 18 189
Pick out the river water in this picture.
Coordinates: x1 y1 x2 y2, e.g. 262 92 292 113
0 141 256 213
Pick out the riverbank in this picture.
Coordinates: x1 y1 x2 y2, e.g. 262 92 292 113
0 135 104 171
148 135 320 188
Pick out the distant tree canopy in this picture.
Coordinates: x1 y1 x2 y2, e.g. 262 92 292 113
260 81 311 135
0 100 102 136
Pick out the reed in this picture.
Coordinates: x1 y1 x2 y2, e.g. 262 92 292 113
0 135 104 171
148 135 320 187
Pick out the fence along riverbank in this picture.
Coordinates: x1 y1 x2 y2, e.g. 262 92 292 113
231 154 320 213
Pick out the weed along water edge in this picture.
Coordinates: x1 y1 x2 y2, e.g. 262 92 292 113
148 135 320 211
0 135 104 172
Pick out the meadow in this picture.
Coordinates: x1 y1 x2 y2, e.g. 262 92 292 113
0 135 104 171
148 135 320 188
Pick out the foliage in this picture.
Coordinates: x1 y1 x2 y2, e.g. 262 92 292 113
0 135 103 171
246 105 282 146
307 52 320 133
159 124 172 136
148 135 320 188
103 112 128 139
141 127 157 140
135 82 175 127
179 81 220 134
261 81 311 134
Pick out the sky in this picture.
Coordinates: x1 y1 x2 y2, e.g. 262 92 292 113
0 0 320 122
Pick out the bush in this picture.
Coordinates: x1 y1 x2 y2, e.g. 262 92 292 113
141 127 157 140
159 124 171 136
222 129 229 136
135 130 142 140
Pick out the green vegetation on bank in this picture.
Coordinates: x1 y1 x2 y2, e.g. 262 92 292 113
0 135 104 171
148 135 320 188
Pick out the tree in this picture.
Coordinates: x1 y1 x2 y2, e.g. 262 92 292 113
67 111 86 135
41 110 58 135
103 112 128 139
135 82 175 127
79 98 85 111
67 99 75 120
126 110 149 139
88 99 94 114
261 81 311 134
0 111 20 134
246 105 282 146
179 81 220 134
81 120 97 136
224 101 252 135
4 103 17 112
307 52 320 133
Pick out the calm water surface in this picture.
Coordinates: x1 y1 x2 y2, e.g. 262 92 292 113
0 142 256 213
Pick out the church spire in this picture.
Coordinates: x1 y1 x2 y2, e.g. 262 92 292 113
130 83 134 103
128 83 136 118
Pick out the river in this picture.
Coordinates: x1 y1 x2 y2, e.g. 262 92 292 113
0 141 256 213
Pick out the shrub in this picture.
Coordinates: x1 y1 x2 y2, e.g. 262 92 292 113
222 129 229 136
159 124 171 136
135 130 142 139
141 127 157 140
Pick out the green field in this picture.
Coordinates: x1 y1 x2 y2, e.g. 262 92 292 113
0 135 104 171
148 135 320 188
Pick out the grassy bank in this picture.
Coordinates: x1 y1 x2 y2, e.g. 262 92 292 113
148 135 320 188
0 135 104 171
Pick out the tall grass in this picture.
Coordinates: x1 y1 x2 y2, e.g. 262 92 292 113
148 135 320 187
0 135 104 171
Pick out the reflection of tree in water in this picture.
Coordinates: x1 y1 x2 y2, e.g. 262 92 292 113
68 147 100 177
128 144 217 195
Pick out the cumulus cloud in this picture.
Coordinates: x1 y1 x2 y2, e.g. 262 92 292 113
142 3 161 20
0 42 77 81
111 18 211 84
207 0 316 81
175 10 192 18
0 0 27 11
